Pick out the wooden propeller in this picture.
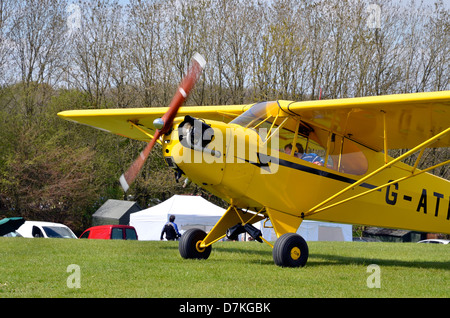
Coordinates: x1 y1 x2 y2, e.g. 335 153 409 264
119 53 206 192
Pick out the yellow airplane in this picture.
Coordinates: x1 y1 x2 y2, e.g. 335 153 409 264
59 54 450 267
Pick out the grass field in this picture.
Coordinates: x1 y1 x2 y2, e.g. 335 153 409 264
0 237 448 298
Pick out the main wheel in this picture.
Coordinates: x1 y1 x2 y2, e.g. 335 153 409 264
179 228 212 260
273 233 308 267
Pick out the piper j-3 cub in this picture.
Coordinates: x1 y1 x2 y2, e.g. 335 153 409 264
59 53 450 267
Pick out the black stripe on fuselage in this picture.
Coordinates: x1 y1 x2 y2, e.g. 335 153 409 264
247 154 379 191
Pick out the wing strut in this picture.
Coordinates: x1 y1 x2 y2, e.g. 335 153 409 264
127 121 160 143
303 127 450 218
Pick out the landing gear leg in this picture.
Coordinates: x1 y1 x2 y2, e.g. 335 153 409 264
273 233 309 267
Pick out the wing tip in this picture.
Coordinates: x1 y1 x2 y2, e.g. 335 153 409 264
57 111 69 118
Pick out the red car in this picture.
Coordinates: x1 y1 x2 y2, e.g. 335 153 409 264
79 225 138 240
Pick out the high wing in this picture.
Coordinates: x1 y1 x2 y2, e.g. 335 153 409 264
282 90 450 151
59 91 450 150
58 104 250 142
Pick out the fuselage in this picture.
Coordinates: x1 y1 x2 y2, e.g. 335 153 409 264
162 103 450 235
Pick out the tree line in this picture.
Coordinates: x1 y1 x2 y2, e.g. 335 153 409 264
0 0 448 233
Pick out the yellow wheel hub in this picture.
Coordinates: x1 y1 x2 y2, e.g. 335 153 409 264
195 241 205 253
290 247 301 260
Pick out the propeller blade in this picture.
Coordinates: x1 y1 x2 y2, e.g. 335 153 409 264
120 53 206 192
159 52 206 133
119 130 161 192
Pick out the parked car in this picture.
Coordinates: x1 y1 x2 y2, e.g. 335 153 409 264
2 231 23 237
79 225 138 240
17 221 77 239
0 217 25 237
417 239 450 244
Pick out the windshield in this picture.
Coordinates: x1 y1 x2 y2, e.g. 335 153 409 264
43 226 77 238
229 100 369 176
230 101 280 128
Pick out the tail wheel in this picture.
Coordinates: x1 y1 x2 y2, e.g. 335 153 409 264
273 233 309 268
179 228 212 260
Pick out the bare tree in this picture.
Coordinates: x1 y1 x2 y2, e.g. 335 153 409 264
420 1 449 92
0 0 16 87
126 0 165 107
69 0 123 108
8 0 67 118
108 4 135 108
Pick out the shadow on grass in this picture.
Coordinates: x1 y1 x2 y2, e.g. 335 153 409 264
242 253 450 269
308 253 449 270
159 242 449 270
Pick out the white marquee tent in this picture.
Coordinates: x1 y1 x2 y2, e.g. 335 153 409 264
129 195 226 240
261 220 353 242
130 194 352 242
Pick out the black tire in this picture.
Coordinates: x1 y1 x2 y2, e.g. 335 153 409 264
179 228 212 260
273 233 309 267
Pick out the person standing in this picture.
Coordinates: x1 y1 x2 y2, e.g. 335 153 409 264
160 215 181 241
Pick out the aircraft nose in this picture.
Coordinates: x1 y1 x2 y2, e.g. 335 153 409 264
162 119 227 186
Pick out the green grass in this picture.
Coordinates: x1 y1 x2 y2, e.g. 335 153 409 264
0 237 448 298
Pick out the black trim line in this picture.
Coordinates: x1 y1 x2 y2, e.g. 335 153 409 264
247 153 379 191
279 158 378 190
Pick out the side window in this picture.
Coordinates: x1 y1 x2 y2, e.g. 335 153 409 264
278 119 309 158
280 120 368 176
279 120 327 166
302 137 326 165
111 228 123 240
125 228 137 240
80 231 90 239
32 226 44 238
327 134 368 175
281 136 308 158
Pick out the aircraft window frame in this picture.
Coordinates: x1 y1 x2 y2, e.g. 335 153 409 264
326 133 369 175
230 101 291 145
230 101 280 129
281 130 326 162
231 103 369 176
280 120 368 176
247 114 291 146
264 116 290 146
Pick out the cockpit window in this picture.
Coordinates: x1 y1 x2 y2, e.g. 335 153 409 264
281 130 368 176
327 134 368 175
230 101 280 128
230 101 368 176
